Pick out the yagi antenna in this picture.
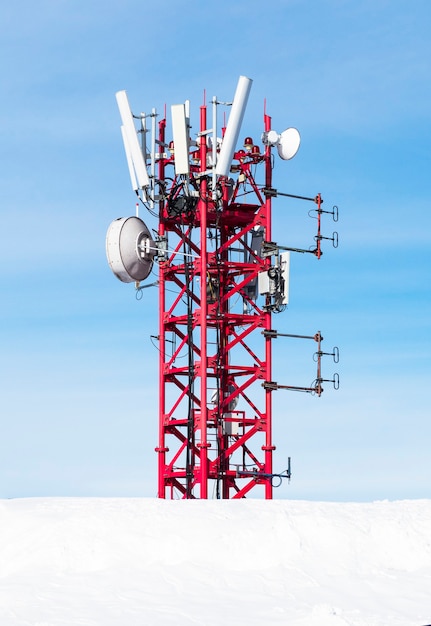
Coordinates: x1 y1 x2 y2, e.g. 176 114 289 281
216 75 253 177
116 90 150 189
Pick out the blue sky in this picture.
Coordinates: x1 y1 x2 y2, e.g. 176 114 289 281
1 0 430 500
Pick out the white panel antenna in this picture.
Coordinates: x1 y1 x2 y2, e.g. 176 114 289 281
216 76 253 177
116 90 150 188
120 125 138 192
171 103 190 175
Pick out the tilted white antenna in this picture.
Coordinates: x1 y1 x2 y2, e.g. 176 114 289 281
216 76 253 177
116 90 150 189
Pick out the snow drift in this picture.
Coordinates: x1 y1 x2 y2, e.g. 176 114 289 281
0 498 430 625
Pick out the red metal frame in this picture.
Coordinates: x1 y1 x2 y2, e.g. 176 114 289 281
156 104 276 498
108 84 340 498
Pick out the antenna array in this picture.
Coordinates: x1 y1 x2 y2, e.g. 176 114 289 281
106 76 339 499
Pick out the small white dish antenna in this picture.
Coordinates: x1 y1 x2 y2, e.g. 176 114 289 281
106 216 155 283
277 128 301 160
264 127 301 160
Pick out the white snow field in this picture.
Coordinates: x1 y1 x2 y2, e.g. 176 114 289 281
0 498 430 626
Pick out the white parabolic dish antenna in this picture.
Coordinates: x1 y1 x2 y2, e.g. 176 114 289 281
277 128 301 160
106 216 155 283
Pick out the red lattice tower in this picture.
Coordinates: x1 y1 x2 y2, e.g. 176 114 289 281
106 76 339 499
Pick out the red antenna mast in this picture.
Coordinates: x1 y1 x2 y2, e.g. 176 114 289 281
106 76 339 499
